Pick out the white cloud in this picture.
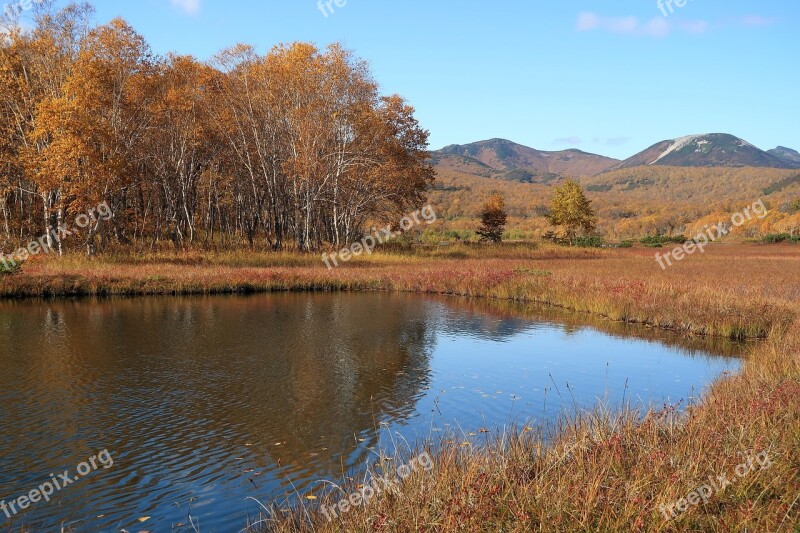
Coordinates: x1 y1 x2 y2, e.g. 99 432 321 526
170 0 200 15
736 15 778 27
576 12 778 38
554 136 583 146
577 12 639 34
576 12 706 38
679 20 709 34
593 137 632 147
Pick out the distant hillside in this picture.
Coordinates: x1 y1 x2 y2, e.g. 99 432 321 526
430 164 800 240
426 134 800 240
578 166 800 202
610 134 799 170
433 139 619 179
768 146 800 167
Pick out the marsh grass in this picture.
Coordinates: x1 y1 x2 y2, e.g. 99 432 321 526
1 243 799 531
258 324 800 532
3 243 790 338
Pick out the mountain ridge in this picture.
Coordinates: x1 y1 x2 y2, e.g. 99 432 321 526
432 135 800 181
610 134 799 171
768 146 800 167
432 138 620 179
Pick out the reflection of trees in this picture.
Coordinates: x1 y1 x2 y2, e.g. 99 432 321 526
426 295 747 359
0 291 742 520
206 292 438 474
0 294 436 488
434 299 538 341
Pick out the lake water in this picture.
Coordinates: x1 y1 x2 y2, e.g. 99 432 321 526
0 293 743 531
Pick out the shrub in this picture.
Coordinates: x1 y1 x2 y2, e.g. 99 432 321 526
570 236 604 248
476 194 508 244
640 235 687 246
0 259 22 275
763 233 791 244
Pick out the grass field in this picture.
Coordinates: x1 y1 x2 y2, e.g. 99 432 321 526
2 242 799 531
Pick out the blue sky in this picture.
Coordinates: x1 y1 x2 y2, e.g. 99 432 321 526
38 0 800 159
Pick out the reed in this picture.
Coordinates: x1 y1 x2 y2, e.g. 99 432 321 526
2 243 799 531
260 320 800 532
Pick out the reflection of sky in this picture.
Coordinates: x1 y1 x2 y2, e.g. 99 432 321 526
0 294 742 531
377 315 740 448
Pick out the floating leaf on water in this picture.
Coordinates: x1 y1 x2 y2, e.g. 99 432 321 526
138 516 150 523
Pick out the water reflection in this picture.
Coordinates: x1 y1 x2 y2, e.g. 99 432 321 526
0 293 742 531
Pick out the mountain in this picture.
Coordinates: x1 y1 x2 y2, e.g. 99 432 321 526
768 146 800 167
610 134 799 171
432 139 619 180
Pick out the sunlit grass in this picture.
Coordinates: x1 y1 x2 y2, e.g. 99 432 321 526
1 243 799 531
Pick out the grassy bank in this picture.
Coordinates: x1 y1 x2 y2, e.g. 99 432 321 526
1 243 798 339
262 321 800 532
2 243 799 531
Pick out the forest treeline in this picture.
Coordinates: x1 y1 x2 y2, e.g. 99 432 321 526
0 3 434 255
431 166 800 241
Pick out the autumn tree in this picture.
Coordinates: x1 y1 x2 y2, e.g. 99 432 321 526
31 17 158 255
0 5 434 255
1 3 94 254
210 42 433 251
548 179 597 239
476 194 507 243
143 54 220 248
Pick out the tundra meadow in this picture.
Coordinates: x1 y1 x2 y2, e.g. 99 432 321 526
1 1 798 532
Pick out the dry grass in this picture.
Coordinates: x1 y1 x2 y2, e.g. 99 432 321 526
1 243 796 339
259 323 800 532
2 242 800 532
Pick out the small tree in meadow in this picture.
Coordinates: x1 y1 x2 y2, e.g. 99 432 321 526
548 179 597 239
477 194 508 243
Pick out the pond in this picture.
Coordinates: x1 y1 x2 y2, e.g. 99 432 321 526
0 293 743 531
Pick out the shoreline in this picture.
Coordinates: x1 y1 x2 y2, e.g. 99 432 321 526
2 244 799 531
1 244 795 340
